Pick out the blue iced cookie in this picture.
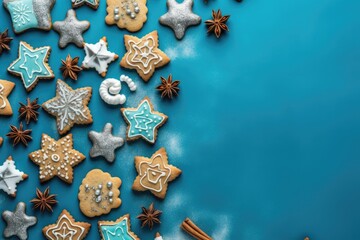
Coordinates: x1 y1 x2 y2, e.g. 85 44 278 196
121 97 168 144
98 214 140 240
3 0 56 34
7 41 54 92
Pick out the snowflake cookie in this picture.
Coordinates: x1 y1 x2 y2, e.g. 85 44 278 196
121 97 168 144
120 31 170 82
3 0 55 34
0 156 28 197
42 80 93 135
132 148 182 199
78 169 122 217
29 133 86 184
42 209 91 240
82 37 118 77
8 42 54 92
0 80 15 116
98 214 140 240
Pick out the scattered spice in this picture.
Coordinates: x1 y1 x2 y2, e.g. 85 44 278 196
0 29 13 55
18 98 40 124
30 187 57 212
137 203 162 230
156 74 180 99
205 9 230 38
60 54 82 80
181 218 212 240
6 122 32 146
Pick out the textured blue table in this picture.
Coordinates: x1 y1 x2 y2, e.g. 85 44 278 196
1 0 360 239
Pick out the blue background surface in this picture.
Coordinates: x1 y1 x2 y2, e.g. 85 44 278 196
1 0 360 239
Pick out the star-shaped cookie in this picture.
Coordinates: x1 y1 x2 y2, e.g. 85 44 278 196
72 0 100 9
98 214 140 240
121 97 168 144
29 133 86 184
120 31 170 82
159 0 201 40
0 80 15 116
89 123 124 163
8 42 54 92
43 209 91 240
82 37 118 77
132 148 181 199
2 202 37 240
4 0 55 34
0 156 28 197
42 80 93 135
53 9 90 48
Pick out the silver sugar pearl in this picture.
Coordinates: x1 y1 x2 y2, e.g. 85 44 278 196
98 184 103 189
133 2 138 6
114 15 120 21
96 196 102 203
130 13 136 19
126 9 131 15
134 7 140 13
109 198 113 203
95 189 101 196
107 182 112 189
114 7 119 14
108 191 113 197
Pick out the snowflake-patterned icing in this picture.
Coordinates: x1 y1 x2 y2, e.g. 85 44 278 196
12 3 32 24
42 80 93 135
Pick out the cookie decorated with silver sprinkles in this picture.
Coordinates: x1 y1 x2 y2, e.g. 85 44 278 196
53 9 90 48
2 202 37 240
159 0 201 40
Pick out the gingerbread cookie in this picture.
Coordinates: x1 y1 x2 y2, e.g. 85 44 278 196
3 0 55 34
78 169 122 217
120 31 170 82
0 156 28 197
121 97 168 144
82 37 118 77
8 42 54 92
72 0 100 9
105 0 148 32
42 80 93 135
29 133 86 184
98 214 139 240
132 148 181 199
0 80 15 116
43 209 91 240
53 9 90 48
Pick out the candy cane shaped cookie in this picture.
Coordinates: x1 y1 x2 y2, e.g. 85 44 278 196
99 75 136 105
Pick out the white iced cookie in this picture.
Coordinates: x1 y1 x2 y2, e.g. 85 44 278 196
99 75 136 105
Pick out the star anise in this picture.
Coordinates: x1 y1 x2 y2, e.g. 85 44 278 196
60 54 82 80
30 187 57 212
6 122 32 146
0 137 3 146
205 9 230 38
137 203 162 230
0 29 13 55
18 98 40 124
156 74 180 99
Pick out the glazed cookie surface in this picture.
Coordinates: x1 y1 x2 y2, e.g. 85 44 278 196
132 148 182 199
78 169 122 217
0 80 15 116
42 209 91 240
3 0 56 34
29 133 86 184
121 97 168 144
53 9 90 48
82 37 118 77
120 31 170 82
98 214 140 240
105 0 148 32
0 156 28 197
42 80 93 135
8 42 54 92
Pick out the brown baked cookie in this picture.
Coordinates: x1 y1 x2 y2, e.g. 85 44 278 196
42 209 91 240
78 169 122 217
132 148 182 199
105 0 148 32
29 134 86 184
120 31 170 82
98 214 140 240
0 80 15 116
